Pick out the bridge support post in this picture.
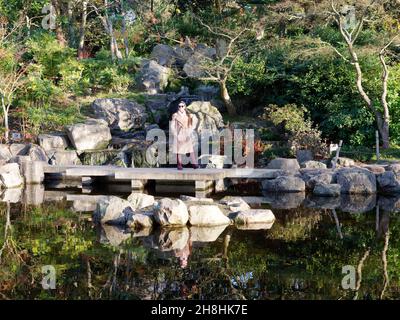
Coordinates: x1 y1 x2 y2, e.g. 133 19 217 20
195 180 214 198
131 179 145 191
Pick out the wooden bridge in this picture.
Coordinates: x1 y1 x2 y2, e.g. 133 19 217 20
43 164 279 196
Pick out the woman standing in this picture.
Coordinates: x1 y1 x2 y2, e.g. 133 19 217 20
170 101 199 170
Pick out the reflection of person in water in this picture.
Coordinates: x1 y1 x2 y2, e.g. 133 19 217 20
174 239 192 268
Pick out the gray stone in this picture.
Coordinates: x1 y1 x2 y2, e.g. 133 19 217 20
154 198 189 226
100 225 131 247
267 158 300 171
150 44 177 67
234 209 275 225
38 133 69 151
48 150 81 165
66 119 112 151
19 160 44 184
336 168 376 194
187 101 225 135
188 205 231 226
137 59 172 94
377 171 400 194
385 163 400 173
313 183 341 197
262 176 305 192
92 98 148 131
27 144 48 162
194 85 220 100
332 157 355 168
362 164 386 175
127 210 154 229
0 145 12 162
379 195 400 212
183 45 216 78
301 160 327 169
180 195 214 203
219 196 251 213
303 195 340 210
0 163 23 189
155 227 190 252
0 187 22 203
9 144 30 157
127 192 155 210
93 196 135 225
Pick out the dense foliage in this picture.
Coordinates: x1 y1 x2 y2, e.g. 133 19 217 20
0 0 399 147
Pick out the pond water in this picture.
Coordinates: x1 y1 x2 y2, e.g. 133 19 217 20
1 184 400 300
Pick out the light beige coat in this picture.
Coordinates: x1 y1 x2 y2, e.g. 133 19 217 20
170 111 197 154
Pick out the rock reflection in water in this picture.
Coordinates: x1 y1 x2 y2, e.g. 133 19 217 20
261 191 305 209
304 195 340 210
0 188 23 203
190 225 227 242
379 195 400 212
339 194 376 213
99 224 131 247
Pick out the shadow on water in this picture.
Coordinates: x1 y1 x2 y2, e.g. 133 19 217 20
1 184 400 300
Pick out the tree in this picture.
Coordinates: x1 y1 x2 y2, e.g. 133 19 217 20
185 16 254 115
329 1 400 149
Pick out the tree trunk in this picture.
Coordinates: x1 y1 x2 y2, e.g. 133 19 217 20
78 1 88 59
121 11 130 58
67 1 76 47
220 80 236 116
52 0 67 47
1 96 9 143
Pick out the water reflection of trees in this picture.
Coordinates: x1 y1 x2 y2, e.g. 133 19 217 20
1 201 400 299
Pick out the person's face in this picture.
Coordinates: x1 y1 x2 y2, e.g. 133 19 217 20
178 103 186 111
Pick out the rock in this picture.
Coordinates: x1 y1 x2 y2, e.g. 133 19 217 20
187 101 225 135
190 225 227 242
219 196 251 213
183 45 216 78
386 163 400 173
66 119 112 151
18 160 44 184
144 94 173 125
91 98 148 132
100 225 131 247
234 209 275 225
340 194 376 213
180 195 214 203
150 44 177 67
137 59 172 94
154 198 189 226
313 183 341 197
267 158 300 171
23 184 45 205
304 172 334 190
0 145 12 162
93 196 135 225
236 222 275 230
38 133 69 151
0 163 23 189
198 154 226 169
72 200 98 212
362 164 386 175
188 205 231 226
127 210 154 229
172 45 194 67
336 168 376 194
9 144 30 157
27 144 48 162
261 191 305 209
48 150 81 165
127 192 155 210
296 150 313 164
301 160 327 169
377 171 400 194
332 157 355 168
262 176 305 192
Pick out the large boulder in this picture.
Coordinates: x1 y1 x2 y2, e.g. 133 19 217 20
0 163 24 189
136 59 172 94
154 227 189 252
219 196 251 213
261 191 305 209
127 192 155 210
154 198 189 226
27 144 48 162
296 150 313 164
91 98 148 132
267 158 300 171
38 133 69 151
9 144 30 157
93 197 134 225
332 157 355 168
187 101 224 135
183 45 217 78
100 225 131 247
300 169 334 190
150 44 177 67
335 168 376 194
48 150 82 165
127 210 154 229
262 176 305 192
66 119 112 151
234 209 275 225
0 145 12 162
188 205 231 226
377 171 400 194
301 160 327 169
